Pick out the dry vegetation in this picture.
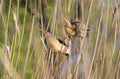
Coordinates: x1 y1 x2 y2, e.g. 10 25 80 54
0 0 120 79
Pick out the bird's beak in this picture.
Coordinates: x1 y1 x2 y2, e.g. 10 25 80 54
64 18 71 26
40 29 47 34
64 18 75 30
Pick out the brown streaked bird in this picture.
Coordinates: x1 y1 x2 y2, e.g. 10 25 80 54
64 18 89 38
40 29 69 56
64 18 77 37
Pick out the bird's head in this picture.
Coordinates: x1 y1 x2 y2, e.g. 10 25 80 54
64 18 73 28
40 29 47 34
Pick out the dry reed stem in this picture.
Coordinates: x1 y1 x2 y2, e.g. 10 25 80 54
11 12 20 65
2 0 12 78
112 50 120 79
52 54 65 77
105 2 118 79
72 52 82 79
22 16 35 79
0 44 21 79
87 1 104 79
15 0 28 69
0 0 3 17
1 0 120 79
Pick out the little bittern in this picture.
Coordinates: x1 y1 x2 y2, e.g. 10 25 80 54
40 29 69 56
64 18 88 38
64 18 77 37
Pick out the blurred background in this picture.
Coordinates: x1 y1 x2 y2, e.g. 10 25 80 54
0 0 120 79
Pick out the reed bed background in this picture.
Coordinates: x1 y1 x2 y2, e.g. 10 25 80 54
0 0 120 79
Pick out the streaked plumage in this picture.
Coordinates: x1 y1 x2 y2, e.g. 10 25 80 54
64 18 76 37
40 29 69 56
64 18 88 38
